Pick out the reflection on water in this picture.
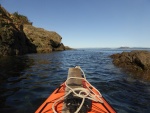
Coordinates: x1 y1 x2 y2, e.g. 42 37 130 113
0 56 34 81
0 55 35 113
0 49 150 113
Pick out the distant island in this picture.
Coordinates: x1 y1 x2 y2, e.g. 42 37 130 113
118 47 130 49
118 47 150 50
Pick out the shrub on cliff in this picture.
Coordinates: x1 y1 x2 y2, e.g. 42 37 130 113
12 12 32 25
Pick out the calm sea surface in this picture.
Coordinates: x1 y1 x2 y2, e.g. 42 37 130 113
0 48 150 113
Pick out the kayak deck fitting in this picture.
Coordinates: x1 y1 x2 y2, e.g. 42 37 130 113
35 66 116 113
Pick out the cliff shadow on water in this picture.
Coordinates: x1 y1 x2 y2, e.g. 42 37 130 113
0 55 35 112
0 55 34 82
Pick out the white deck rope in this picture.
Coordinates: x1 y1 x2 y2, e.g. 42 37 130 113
52 66 103 113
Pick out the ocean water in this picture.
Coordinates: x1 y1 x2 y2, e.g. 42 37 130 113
0 48 150 113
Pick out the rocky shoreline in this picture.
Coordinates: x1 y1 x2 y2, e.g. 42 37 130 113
0 5 71 56
111 50 150 81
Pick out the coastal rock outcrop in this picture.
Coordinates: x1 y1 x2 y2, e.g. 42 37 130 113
0 5 70 56
111 50 150 81
23 24 65 53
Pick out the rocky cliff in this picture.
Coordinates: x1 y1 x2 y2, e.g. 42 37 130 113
23 24 65 53
111 50 150 81
0 5 69 56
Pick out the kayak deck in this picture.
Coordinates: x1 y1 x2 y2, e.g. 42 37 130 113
35 67 116 113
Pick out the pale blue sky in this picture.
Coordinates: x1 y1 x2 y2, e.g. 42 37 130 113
1 0 150 48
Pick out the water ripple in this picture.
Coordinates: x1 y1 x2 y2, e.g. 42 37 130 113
0 49 150 113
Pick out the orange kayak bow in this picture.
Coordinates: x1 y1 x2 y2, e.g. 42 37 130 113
35 67 116 113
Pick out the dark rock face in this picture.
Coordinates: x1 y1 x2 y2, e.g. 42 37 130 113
53 43 65 51
111 50 150 81
0 6 37 56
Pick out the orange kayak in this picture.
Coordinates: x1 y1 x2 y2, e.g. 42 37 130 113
35 67 116 113
35 82 116 113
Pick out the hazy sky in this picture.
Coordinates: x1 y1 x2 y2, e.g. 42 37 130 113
1 0 150 48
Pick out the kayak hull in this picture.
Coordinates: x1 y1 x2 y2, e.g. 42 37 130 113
35 82 116 113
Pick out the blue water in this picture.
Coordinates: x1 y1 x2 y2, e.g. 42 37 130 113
0 48 150 113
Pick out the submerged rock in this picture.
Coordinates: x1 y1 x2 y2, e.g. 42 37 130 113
111 50 150 81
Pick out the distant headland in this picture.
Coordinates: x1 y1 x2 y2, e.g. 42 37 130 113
118 47 130 49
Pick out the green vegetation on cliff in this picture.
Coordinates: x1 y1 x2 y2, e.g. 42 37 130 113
12 12 32 25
